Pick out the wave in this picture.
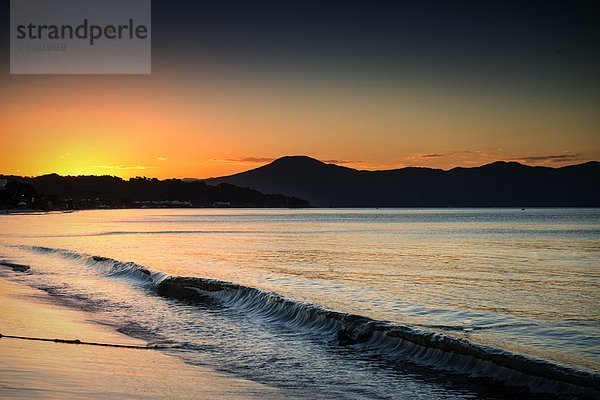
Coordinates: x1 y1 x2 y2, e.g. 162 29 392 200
2 229 356 238
24 246 160 285
4 227 600 239
1 230 254 238
21 245 600 397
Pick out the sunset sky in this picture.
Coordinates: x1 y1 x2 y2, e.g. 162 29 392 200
1 1 599 178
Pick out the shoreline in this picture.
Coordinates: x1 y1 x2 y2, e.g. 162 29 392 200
0 272 277 399
0 210 77 215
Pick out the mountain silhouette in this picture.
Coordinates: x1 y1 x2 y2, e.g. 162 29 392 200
206 156 600 207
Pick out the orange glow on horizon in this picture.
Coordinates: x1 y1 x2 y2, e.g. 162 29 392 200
1 72 598 179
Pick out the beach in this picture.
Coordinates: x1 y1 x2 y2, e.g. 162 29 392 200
0 271 276 400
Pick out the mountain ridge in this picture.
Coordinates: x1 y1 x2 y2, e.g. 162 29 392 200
206 156 600 207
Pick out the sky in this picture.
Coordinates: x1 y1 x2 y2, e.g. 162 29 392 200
1 0 599 178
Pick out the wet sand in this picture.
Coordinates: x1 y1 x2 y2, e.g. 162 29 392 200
0 273 277 399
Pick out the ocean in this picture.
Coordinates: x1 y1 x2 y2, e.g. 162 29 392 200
1 208 598 399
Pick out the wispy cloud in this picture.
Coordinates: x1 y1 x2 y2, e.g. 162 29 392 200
230 157 276 163
405 150 585 168
92 165 158 170
512 154 582 163
407 151 479 162
417 153 446 158
323 159 364 165
181 157 276 167
408 150 481 159
156 157 167 162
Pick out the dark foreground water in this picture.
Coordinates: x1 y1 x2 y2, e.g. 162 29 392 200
1 208 598 399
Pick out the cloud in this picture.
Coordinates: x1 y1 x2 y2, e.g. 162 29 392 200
404 151 583 168
405 150 500 168
180 157 275 166
512 154 582 163
156 157 167 162
418 153 446 158
234 157 276 163
408 151 478 161
92 165 158 170
323 159 363 165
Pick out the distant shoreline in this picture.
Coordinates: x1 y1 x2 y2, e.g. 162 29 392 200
2 206 600 216
1 209 77 215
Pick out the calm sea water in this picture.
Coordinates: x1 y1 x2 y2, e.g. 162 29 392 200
1 209 598 399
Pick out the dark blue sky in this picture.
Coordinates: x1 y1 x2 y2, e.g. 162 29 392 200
147 1 599 89
4 1 599 84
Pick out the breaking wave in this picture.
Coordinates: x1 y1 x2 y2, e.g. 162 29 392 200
22 245 600 397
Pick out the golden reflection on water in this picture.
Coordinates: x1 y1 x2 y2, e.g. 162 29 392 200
1 208 599 373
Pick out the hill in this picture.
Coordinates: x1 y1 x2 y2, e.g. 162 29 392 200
206 156 600 207
0 174 309 210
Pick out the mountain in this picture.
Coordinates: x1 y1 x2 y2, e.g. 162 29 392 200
206 156 600 207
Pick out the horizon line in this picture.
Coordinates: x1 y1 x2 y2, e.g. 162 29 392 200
1 157 598 181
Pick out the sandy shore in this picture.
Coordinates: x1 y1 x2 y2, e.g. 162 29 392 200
0 273 277 399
